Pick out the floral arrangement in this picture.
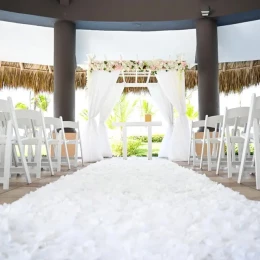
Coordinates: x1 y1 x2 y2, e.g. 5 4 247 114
87 59 188 73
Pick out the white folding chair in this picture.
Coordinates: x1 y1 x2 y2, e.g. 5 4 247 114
62 121 83 167
238 94 260 189
44 116 71 171
188 119 205 166
15 109 54 178
216 107 250 178
0 97 31 189
200 115 224 171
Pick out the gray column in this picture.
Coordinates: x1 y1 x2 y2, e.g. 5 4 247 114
196 18 219 122
54 20 76 126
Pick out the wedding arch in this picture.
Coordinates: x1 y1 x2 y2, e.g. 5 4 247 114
82 59 190 163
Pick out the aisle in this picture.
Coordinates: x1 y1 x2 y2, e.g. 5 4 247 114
1 158 260 260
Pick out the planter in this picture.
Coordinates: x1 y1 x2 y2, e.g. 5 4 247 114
145 114 152 122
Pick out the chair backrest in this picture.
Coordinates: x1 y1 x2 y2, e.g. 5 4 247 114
0 97 27 143
205 115 223 129
249 94 260 119
191 120 205 129
63 121 79 131
15 109 47 139
224 107 249 126
44 116 65 139
15 110 43 127
44 117 62 130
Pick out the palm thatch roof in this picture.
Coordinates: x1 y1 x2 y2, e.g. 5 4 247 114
0 60 260 94
0 61 86 93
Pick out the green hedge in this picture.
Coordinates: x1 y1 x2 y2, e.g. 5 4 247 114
128 134 164 143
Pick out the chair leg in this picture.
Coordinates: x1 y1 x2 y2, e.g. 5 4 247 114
253 120 260 190
57 144 61 172
35 143 42 179
216 139 224 175
64 142 71 170
74 142 78 167
3 130 12 190
188 138 192 165
79 140 84 166
45 142 54 176
227 141 233 178
200 141 205 169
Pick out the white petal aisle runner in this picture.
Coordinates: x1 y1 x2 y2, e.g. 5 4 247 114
1 159 260 260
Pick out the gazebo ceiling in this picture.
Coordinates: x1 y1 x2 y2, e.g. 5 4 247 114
0 60 260 95
0 1 260 30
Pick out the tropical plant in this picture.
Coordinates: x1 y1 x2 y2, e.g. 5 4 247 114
32 94 50 112
140 100 156 116
107 94 139 131
15 102 28 110
186 101 198 120
174 101 198 120
80 109 89 121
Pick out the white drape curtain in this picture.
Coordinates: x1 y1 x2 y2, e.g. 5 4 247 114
156 70 190 161
98 83 125 158
147 83 174 158
82 71 120 162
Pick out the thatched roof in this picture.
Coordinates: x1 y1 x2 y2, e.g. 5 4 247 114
0 60 260 94
0 61 86 93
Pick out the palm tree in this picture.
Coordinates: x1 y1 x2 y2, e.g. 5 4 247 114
80 109 89 121
140 99 156 117
173 101 198 120
186 101 198 120
32 94 50 112
107 94 138 137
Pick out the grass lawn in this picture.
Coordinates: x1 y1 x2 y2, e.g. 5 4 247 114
135 142 161 157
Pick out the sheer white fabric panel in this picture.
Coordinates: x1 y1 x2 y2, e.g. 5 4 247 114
156 70 190 161
99 83 125 157
82 71 120 162
147 83 174 158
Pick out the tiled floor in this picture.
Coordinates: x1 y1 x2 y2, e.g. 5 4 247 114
1 160 260 205
0 164 87 205
178 161 260 201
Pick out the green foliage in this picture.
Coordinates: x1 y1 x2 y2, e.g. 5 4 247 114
224 143 254 156
15 102 28 110
128 134 164 143
80 109 89 121
32 94 50 112
140 100 156 116
111 139 142 157
186 101 198 120
107 94 139 130
174 101 198 120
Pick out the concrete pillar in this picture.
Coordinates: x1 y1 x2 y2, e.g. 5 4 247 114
196 18 219 122
54 20 76 126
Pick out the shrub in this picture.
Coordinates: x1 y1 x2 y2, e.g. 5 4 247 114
128 134 164 143
112 139 142 157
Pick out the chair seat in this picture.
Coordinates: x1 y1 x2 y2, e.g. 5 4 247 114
66 140 79 145
20 137 41 145
229 136 245 143
204 138 220 144
48 139 64 145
